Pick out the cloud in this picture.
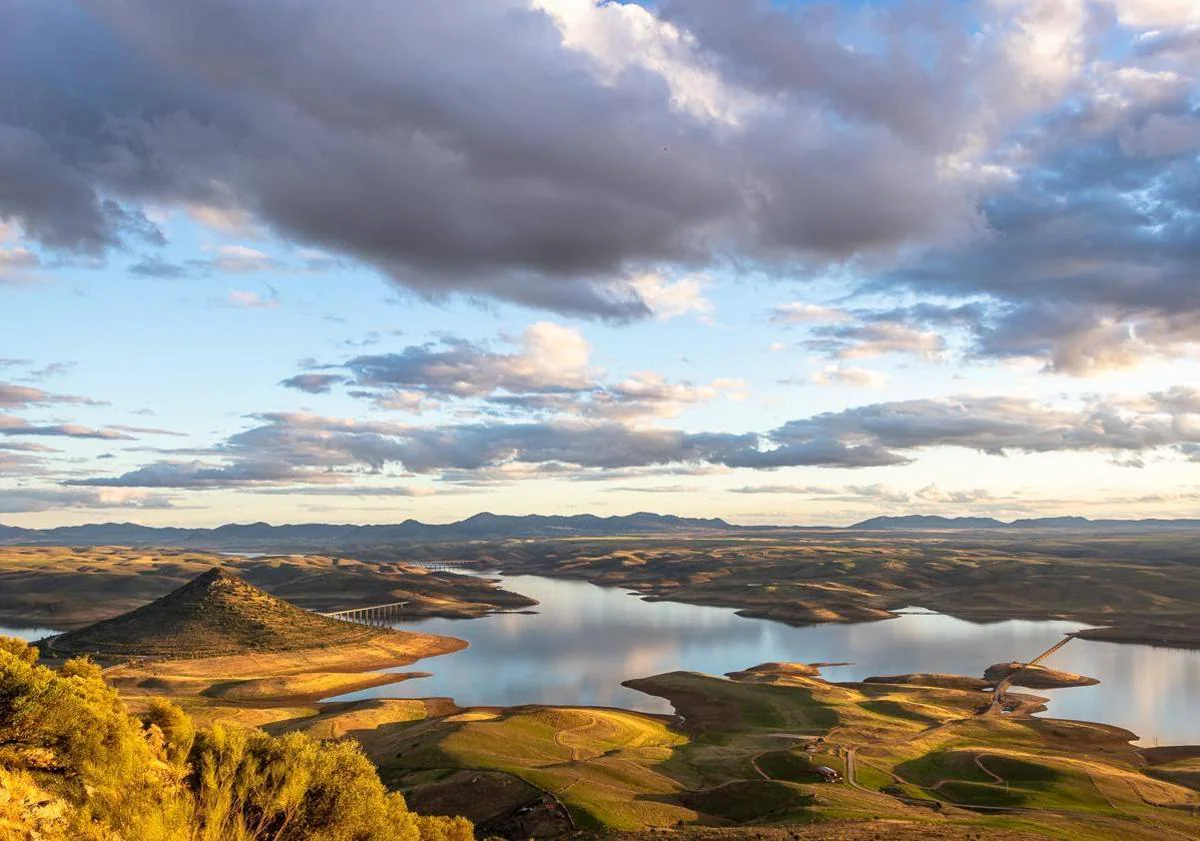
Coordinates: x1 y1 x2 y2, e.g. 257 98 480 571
129 255 192 279
0 244 40 283
581 373 746 420
1110 0 1200 29
0 383 100 408
0 442 58 453
69 386 1200 489
210 245 275 273
345 322 595 399
1120 112 1200 157
0 442 58 478
602 484 695 494
26 362 74 380
0 486 176 513
249 485 440 497
68 412 761 486
4 0 1196 353
437 461 731 486
226 287 280 309
0 0 1022 317
0 414 131 440
810 366 887 389
105 424 188 437
621 273 713 320
131 247 308 281
805 321 946 361
280 373 347 394
0 443 56 476
770 304 850 324
773 303 984 365
65 458 348 489
729 482 994 505
874 49 1200 374
302 322 743 420
729 484 842 495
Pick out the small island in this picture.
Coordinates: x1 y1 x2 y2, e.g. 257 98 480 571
984 661 1100 689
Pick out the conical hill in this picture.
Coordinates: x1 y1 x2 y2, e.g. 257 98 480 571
47 567 383 658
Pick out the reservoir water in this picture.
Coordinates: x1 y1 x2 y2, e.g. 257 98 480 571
0 624 58 642
330 573 1200 747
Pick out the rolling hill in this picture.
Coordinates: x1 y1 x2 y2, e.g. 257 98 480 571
44 567 382 658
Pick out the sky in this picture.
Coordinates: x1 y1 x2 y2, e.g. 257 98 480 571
3 0 1200 528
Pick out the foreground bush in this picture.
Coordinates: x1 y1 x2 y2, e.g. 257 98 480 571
0 638 473 841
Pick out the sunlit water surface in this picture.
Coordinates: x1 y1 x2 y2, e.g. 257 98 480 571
0 625 58 642
256 574 1200 745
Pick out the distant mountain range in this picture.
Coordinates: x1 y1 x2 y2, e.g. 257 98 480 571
3 511 1200 551
848 515 1200 531
0 512 738 550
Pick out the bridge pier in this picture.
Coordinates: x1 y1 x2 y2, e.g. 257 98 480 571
318 601 410 627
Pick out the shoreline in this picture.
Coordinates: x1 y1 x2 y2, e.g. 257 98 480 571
482 564 1200 651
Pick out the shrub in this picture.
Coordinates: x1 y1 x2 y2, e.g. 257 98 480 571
0 636 473 841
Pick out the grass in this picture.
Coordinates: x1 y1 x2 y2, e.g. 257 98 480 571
384 706 692 830
754 750 818 782
680 780 814 822
624 671 842 736
372 662 1199 837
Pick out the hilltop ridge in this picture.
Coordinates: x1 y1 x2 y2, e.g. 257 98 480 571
46 567 382 658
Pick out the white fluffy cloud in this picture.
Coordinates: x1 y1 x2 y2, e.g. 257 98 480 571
810 366 888 389
622 274 713 321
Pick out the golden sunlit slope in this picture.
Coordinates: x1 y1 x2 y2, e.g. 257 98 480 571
362 663 1199 840
0 636 473 841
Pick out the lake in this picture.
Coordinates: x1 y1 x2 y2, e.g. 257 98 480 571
0 624 58 643
329 573 1200 747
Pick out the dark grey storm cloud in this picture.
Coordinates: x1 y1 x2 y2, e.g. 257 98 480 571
657 0 976 150
0 0 996 317
4 0 1198 369
64 387 1200 488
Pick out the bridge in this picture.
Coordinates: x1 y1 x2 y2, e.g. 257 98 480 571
987 633 1076 714
406 561 472 573
318 601 409 625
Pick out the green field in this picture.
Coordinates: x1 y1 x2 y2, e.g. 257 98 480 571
366 663 1200 839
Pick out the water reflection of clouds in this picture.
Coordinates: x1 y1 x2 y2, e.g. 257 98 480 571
331 575 1200 746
